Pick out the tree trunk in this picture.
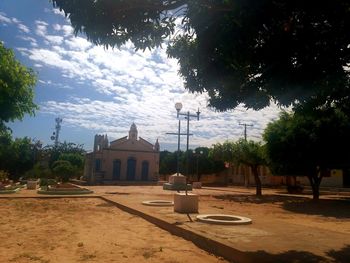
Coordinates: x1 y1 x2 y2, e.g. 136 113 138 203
252 165 262 196
307 169 324 201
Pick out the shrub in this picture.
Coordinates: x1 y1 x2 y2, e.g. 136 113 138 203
52 160 75 182
0 170 9 182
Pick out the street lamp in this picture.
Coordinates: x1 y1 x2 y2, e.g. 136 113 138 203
175 102 200 177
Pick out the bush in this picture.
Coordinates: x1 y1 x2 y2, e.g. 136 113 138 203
0 170 9 182
39 178 57 187
23 164 53 180
52 160 75 182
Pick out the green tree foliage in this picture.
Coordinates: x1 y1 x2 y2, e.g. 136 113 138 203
52 160 76 182
45 142 85 181
187 147 225 182
0 128 13 173
45 141 85 169
52 0 350 111
159 150 178 175
211 140 265 196
0 135 39 181
0 42 37 130
263 109 350 200
10 137 36 180
23 163 52 180
58 153 84 169
159 147 225 180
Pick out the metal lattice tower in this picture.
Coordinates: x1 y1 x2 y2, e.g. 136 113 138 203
51 117 63 146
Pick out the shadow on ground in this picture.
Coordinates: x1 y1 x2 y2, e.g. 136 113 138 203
214 194 350 218
282 199 350 218
214 194 307 204
245 245 350 263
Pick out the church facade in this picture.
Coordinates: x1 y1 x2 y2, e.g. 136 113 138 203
84 123 160 184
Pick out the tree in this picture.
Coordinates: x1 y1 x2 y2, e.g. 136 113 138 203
159 148 225 181
159 150 178 175
0 128 13 174
233 140 265 196
52 0 350 111
211 140 265 196
0 42 37 130
52 160 76 182
0 136 39 181
45 141 85 169
188 147 225 182
10 137 36 180
263 109 350 200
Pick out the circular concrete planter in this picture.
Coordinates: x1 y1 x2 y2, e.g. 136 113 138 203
196 214 252 225
37 187 93 195
142 200 174 206
0 187 20 194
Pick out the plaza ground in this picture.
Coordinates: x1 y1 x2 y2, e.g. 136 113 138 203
0 185 350 262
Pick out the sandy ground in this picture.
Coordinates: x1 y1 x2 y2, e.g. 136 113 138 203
1 186 350 262
90 185 350 262
0 198 227 263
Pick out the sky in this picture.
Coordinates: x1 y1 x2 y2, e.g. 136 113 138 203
0 0 282 152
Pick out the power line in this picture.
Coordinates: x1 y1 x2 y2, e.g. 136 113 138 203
239 123 253 141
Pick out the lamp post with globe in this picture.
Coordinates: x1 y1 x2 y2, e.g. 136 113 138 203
175 102 200 177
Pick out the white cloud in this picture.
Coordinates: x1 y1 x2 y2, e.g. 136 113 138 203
52 8 65 17
0 13 12 23
0 12 30 33
17 36 37 47
45 35 64 44
35 20 48 37
17 23 30 33
5 9 282 150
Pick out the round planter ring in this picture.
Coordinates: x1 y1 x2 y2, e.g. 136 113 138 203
196 214 252 225
142 200 174 207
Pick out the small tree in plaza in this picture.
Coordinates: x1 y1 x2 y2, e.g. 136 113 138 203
52 160 76 183
187 147 225 182
211 140 266 196
263 109 350 200
231 140 265 196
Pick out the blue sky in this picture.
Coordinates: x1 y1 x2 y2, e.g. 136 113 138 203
0 0 282 151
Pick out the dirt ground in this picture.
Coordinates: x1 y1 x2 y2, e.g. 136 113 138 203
0 198 227 263
91 185 350 262
1 186 350 263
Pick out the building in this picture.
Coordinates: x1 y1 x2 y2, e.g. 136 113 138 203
84 123 160 184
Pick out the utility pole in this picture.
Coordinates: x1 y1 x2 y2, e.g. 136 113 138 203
166 120 193 176
239 123 253 141
175 104 200 179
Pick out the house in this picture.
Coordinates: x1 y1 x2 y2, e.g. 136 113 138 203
84 123 160 184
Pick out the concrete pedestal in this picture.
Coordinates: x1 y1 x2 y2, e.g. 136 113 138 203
169 174 186 184
174 193 198 213
27 180 38 190
163 174 192 191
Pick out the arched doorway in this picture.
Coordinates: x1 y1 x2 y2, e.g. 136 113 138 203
127 158 136 181
141 161 149 181
112 160 121 180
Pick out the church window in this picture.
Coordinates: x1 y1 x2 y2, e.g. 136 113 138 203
95 159 101 172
